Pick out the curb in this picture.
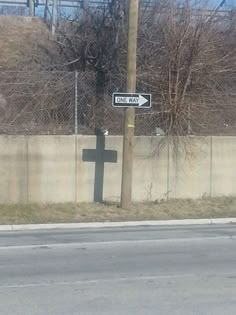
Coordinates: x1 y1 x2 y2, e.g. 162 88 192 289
0 218 236 232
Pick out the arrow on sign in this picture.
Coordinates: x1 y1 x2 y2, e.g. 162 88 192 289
138 95 148 106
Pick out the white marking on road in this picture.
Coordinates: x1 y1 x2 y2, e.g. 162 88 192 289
0 274 194 290
0 235 234 251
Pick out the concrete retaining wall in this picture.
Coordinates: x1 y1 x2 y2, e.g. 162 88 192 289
0 135 235 203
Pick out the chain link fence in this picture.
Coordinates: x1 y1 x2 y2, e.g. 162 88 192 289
0 70 236 136
0 71 75 134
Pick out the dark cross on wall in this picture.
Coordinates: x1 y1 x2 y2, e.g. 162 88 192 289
82 136 117 202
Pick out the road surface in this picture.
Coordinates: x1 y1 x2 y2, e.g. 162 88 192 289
0 224 236 314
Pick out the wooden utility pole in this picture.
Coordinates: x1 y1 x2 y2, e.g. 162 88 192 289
52 0 58 35
120 0 139 209
29 0 35 16
75 71 78 135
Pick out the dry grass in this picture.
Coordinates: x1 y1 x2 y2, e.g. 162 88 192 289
0 197 236 225
0 16 60 70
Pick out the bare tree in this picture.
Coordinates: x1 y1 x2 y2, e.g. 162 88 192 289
54 0 236 136
137 1 236 136
56 0 128 129
0 1 235 136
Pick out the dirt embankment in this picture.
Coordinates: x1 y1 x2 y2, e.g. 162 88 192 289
0 16 60 69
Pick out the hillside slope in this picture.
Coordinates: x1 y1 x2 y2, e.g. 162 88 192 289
0 16 60 69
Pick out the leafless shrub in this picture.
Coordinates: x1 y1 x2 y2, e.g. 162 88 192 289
54 0 236 137
137 1 236 137
0 2 235 137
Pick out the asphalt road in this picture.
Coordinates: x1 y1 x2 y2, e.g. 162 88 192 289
0 224 236 315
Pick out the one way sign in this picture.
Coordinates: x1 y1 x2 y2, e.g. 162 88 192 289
112 93 151 108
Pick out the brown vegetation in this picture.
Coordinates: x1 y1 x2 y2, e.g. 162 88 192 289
56 0 236 135
0 16 62 70
0 2 236 136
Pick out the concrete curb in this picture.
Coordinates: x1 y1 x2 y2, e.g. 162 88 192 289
0 218 236 232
